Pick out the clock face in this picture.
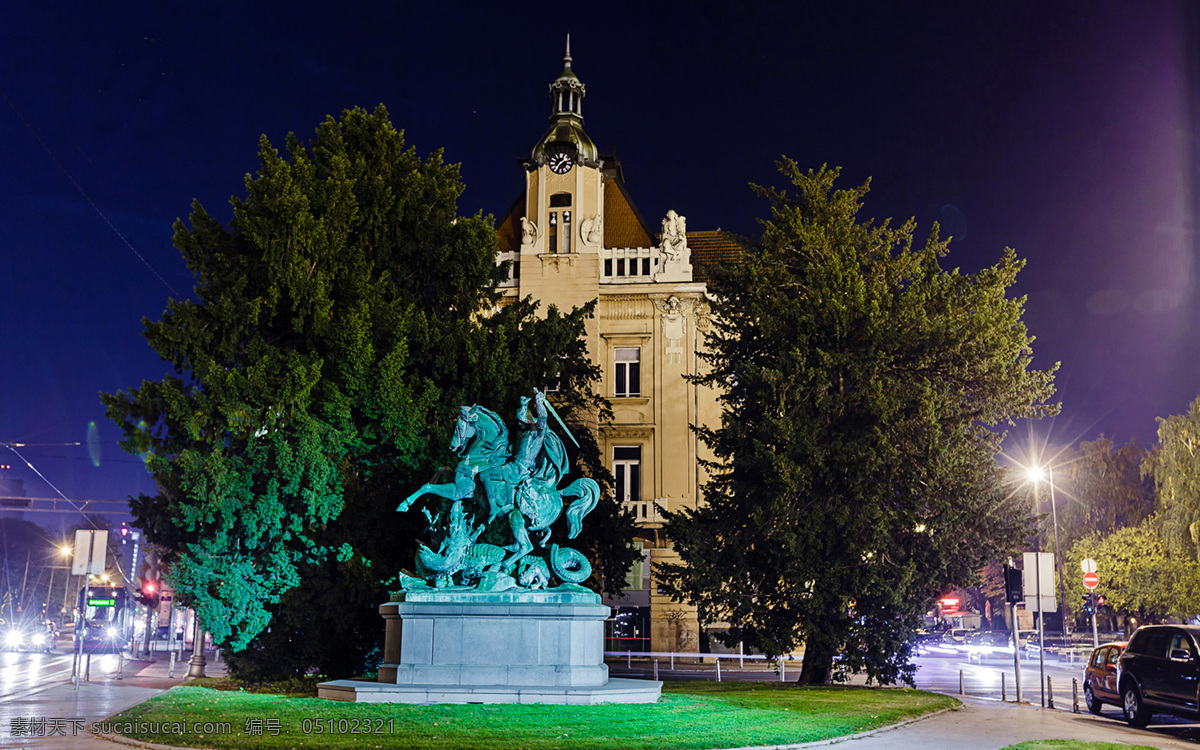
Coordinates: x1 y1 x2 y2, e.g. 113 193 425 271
548 150 573 174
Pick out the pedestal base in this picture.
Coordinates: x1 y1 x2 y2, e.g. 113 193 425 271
317 677 661 704
316 588 661 704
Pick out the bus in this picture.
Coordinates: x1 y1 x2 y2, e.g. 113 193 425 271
75 586 135 653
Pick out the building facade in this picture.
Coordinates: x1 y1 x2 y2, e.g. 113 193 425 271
495 43 739 652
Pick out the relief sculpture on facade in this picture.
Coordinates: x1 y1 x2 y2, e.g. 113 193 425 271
655 295 687 364
520 217 538 247
580 214 603 246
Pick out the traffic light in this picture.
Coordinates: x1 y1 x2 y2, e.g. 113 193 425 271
1003 564 1024 604
136 578 159 606
1081 593 1094 615
1096 595 1106 609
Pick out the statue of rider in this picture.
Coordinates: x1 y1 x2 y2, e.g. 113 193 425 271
480 389 550 521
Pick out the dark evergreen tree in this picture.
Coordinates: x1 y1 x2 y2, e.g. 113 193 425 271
102 106 635 675
658 162 1058 686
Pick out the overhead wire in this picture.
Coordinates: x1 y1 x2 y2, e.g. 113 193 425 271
0 85 182 299
3 444 79 510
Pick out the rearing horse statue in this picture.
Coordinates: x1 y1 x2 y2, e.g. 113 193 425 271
397 405 509 513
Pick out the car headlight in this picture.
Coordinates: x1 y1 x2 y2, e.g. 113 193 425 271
31 632 47 646
4 631 22 647
106 627 118 639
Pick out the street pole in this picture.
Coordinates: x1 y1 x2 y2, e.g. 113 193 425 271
143 595 155 656
1048 465 1067 647
1036 550 1045 708
19 549 30 611
1031 479 1046 708
72 530 97 689
1010 600 1022 703
46 566 55 622
62 566 73 624
1091 593 1098 648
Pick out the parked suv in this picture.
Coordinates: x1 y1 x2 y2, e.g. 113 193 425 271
1116 625 1200 727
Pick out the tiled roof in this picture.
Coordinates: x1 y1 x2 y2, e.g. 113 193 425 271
686 231 746 283
495 193 525 255
492 182 747 286
602 178 655 248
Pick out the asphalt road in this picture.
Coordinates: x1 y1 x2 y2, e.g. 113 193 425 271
0 649 85 702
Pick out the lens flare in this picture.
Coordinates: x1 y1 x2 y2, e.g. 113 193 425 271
939 203 968 242
86 421 101 467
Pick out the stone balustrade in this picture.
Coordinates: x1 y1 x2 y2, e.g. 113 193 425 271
600 247 660 281
625 497 666 524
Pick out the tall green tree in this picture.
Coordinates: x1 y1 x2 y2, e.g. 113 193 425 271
659 162 1058 686
1054 438 1154 551
1065 520 1200 625
102 106 633 664
1147 397 1200 562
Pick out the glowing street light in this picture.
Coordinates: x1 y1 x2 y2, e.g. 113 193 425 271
1022 463 1070 662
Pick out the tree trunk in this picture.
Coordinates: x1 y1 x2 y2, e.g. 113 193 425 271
797 637 835 685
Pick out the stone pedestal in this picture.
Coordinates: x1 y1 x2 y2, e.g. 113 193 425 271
318 588 661 704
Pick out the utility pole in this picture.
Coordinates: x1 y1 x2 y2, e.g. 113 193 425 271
45 565 55 621
70 529 106 688
141 546 158 656
1048 465 1067 647
19 549 30 614
1005 560 1023 704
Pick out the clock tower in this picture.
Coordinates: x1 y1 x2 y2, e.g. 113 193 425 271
496 42 740 655
513 37 606 316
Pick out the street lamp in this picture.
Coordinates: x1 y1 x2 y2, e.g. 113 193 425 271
58 544 73 624
1025 464 1067 649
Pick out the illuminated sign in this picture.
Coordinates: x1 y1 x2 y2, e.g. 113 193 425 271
87 597 116 607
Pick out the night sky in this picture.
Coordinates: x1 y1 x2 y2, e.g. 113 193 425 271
1 1 1196 523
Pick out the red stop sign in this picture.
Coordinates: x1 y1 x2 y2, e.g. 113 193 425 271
1083 572 1099 590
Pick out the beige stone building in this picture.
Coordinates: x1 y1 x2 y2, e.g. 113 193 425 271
495 43 739 653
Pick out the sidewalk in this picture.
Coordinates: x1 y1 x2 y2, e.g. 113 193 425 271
1 650 228 749
90 649 229 689
786 695 1200 750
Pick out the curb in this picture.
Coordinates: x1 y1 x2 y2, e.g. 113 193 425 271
715 705 960 750
89 728 217 750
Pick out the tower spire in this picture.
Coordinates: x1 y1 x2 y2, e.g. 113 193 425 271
529 42 598 169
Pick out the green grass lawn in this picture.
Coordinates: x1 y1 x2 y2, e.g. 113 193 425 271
97 681 957 750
